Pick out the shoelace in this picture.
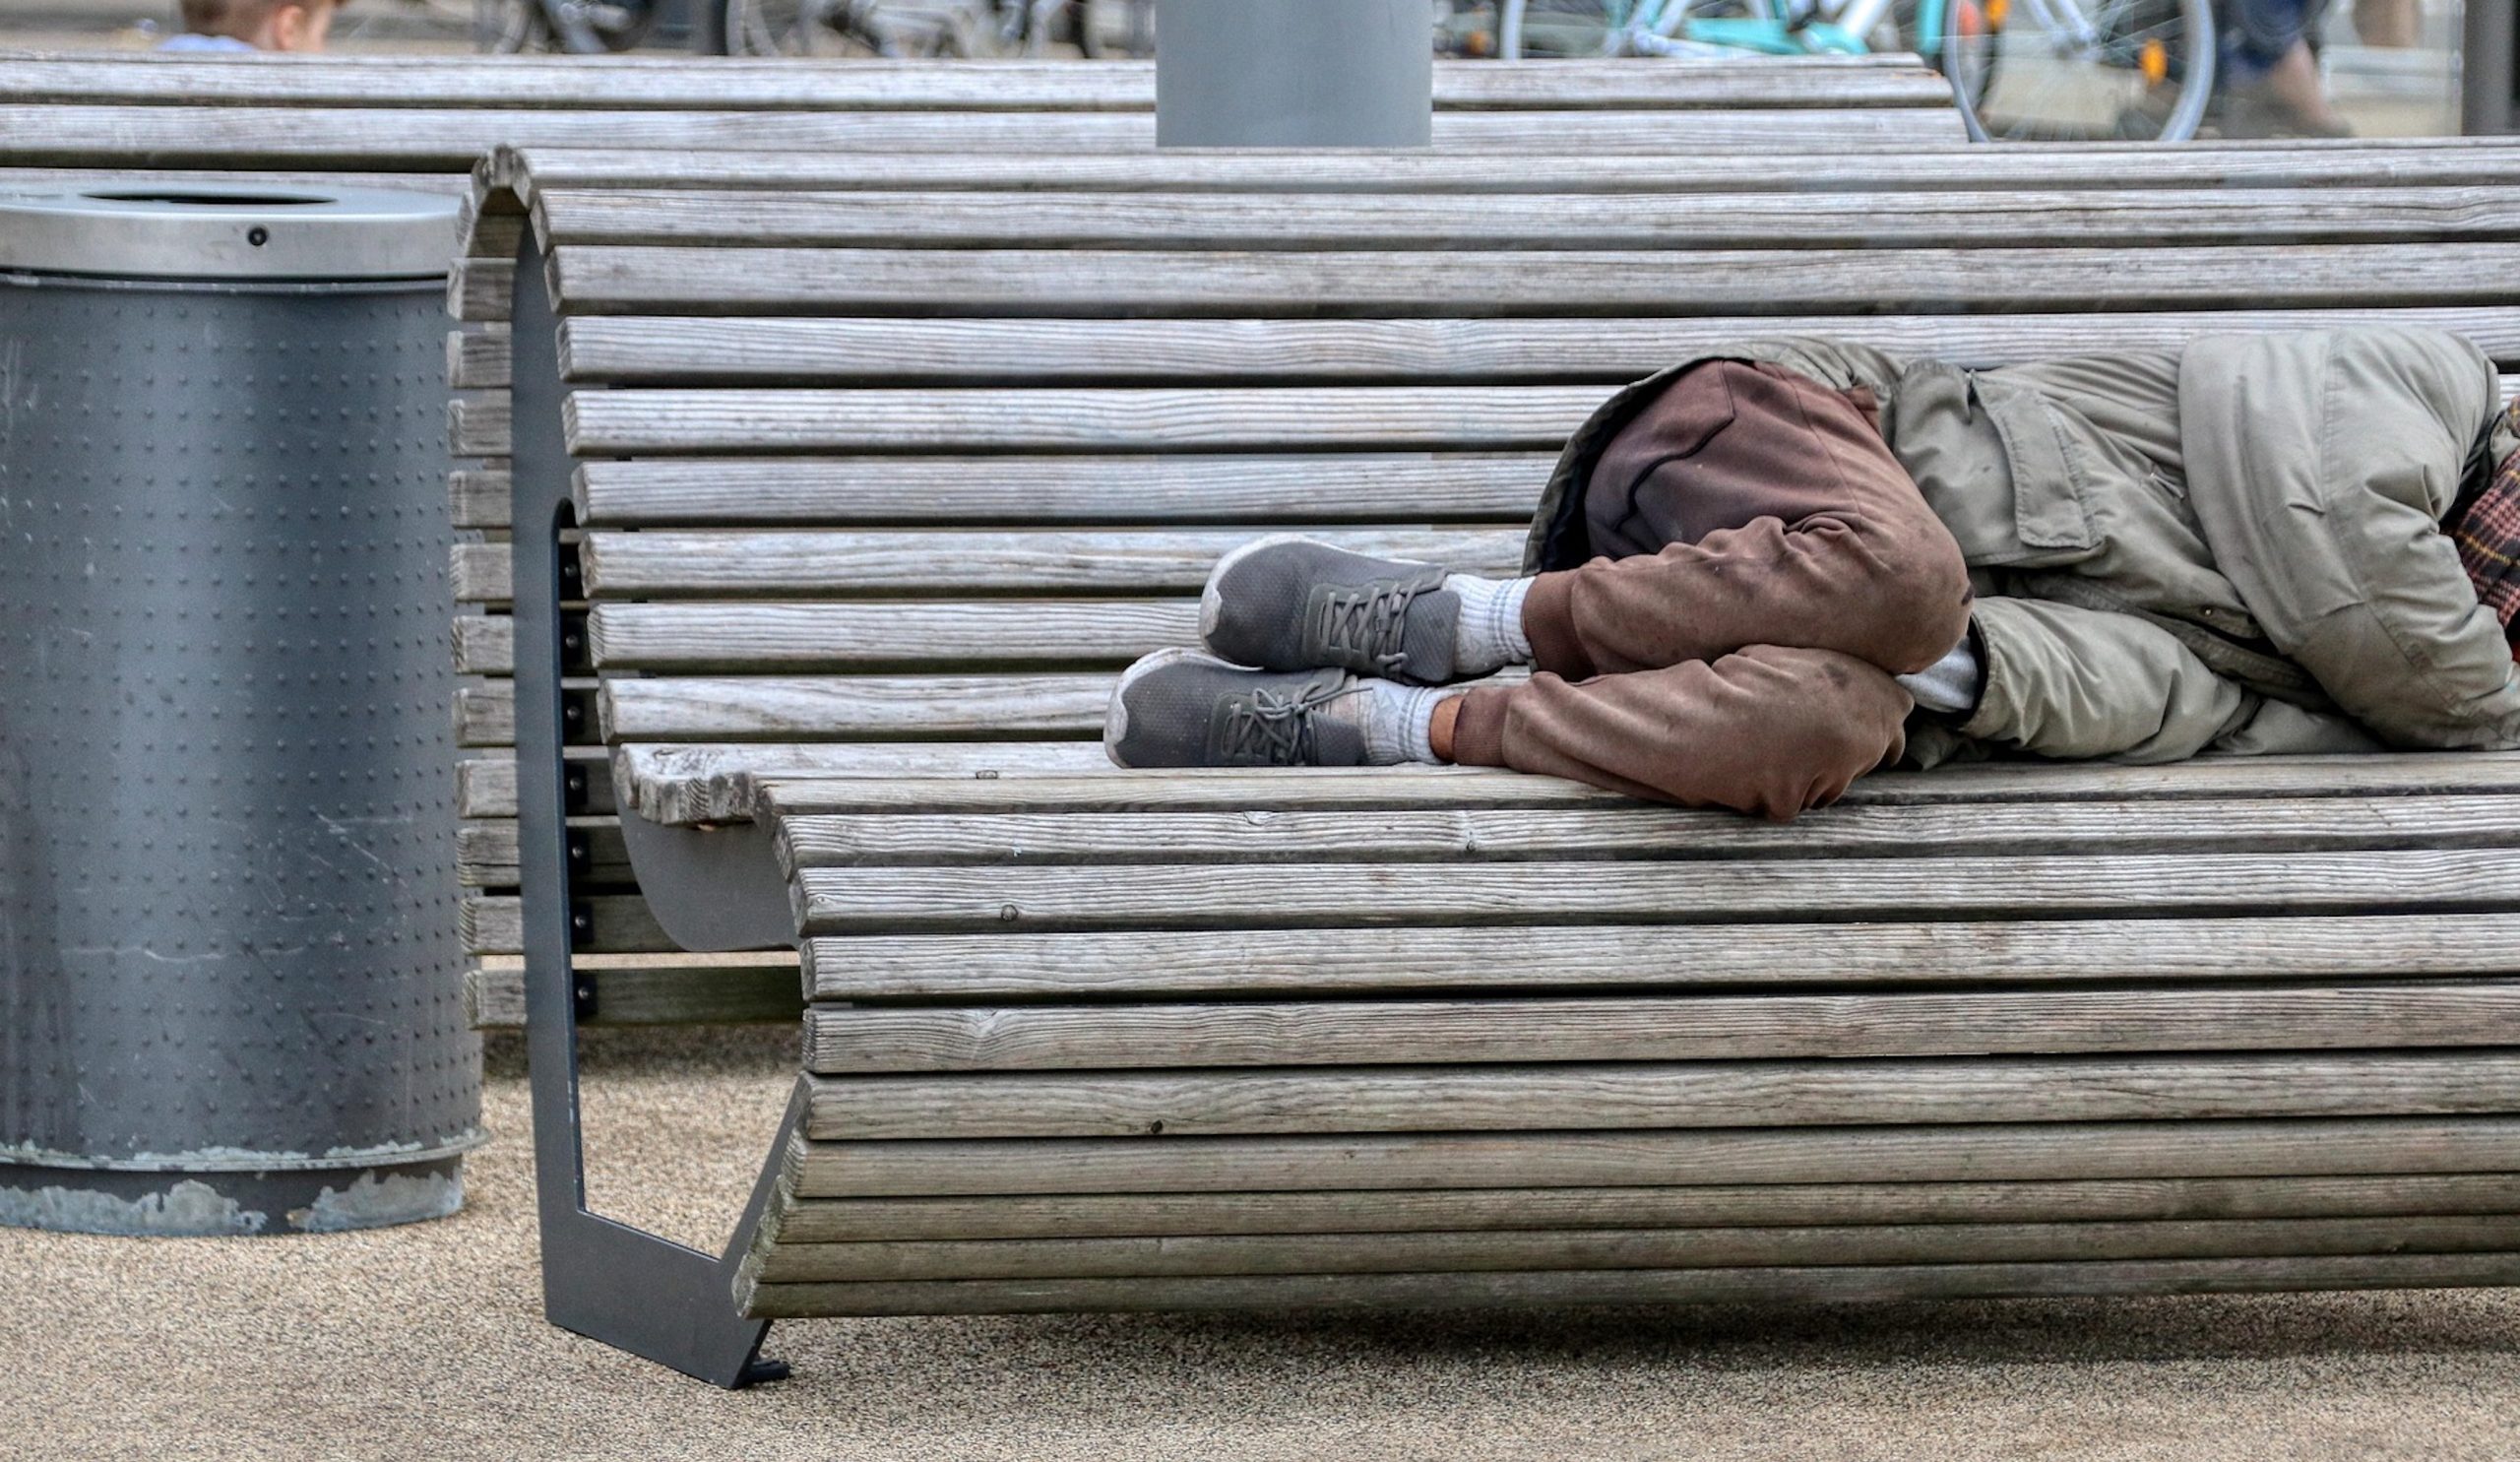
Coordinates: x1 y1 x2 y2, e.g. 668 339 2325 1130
1218 681 1362 766
1311 581 1425 675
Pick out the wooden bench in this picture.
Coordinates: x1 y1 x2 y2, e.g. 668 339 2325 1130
0 49 1965 1026
472 140 2520 1384
451 135 2520 1029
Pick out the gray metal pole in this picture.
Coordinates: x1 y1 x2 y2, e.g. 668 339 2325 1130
2464 0 2515 134
1156 0 1433 148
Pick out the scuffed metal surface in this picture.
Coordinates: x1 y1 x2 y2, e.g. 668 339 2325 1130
0 1177 271 1237
0 1130 486 1174
0 1155 465 1236
0 275 473 1191
290 1170 464 1234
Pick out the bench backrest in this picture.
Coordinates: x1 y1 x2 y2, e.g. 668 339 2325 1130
0 52 1967 172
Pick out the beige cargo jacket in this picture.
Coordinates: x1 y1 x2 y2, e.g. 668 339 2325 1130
1524 328 2520 765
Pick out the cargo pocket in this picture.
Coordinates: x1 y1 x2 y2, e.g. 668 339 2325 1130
1972 374 2102 563
1892 363 2099 569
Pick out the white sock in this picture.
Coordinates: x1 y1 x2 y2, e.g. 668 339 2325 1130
1320 677 1448 765
1445 573 1534 675
1895 636 1983 715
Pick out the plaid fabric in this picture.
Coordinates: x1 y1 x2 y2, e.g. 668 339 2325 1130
2455 431 2520 660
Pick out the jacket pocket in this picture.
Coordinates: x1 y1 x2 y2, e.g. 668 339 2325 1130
1893 362 2100 570
1973 374 2102 557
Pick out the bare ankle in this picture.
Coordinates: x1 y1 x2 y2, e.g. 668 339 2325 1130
1428 695 1463 762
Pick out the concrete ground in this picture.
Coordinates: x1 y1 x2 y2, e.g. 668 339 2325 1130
3 1025 2518 1461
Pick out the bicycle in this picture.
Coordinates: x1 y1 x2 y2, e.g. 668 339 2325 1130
1495 0 2217 142
474 0 661 51
714 0 1152 58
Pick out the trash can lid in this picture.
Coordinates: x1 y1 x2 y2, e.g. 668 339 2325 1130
0 181 459 283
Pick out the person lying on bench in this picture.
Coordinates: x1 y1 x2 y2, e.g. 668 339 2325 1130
1104 329 2520 820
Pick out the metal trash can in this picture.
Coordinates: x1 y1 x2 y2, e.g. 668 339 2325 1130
0 183 478 1236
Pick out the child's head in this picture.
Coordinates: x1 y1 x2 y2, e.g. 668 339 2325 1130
177 0 340 49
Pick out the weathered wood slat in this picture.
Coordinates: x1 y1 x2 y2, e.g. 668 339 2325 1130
620 747 2520 829
458 747 613 820
739 1250 2520 1318
448 327 510 391
590 601 1201 670
600 673 1116 742
570 453 1553 528
792 850 2520 933
463 194 528 260
787 1116 2520 1197
0 55 1950 111
464 211 526 267
577 526 1526 597
455 540 566 605
457 817 629 888
776 795 2520 866
801 1053 2520 1141
562 371 2518 458
545 243 2520 318
461 678 605 749
452 260 510 324
448 467 513 530
801 985 2520 1074
0 105 1959 169
802 913 2520 1001
456 683 514 748
451 541 509 607
451 615 513 676
751 1213 2520 1285
765 1172 2520 1243
448 394 511 458
566 387 1606 455
464 952 800 1027
533 186 2520 251
462 892 670 956
616 741 1113 824
755 755 2520 814
554 308 2520 389
497 142 2520 197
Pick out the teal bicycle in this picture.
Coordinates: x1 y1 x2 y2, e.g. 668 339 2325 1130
1494 0 2217 142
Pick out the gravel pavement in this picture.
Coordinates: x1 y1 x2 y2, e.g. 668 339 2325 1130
3 1026 2517 1461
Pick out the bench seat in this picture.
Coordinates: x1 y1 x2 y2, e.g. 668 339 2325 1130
730 757 2520 1317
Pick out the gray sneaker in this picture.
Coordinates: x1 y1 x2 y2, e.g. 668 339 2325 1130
1104 649 1368 769
1200 534 1463 685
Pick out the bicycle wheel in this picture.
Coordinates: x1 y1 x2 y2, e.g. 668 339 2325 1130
1498 0 1627 57
1942 0 2215 141
476 0 657 50
722 0 857 53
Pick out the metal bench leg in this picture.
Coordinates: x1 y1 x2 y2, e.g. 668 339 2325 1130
510 236 791 1388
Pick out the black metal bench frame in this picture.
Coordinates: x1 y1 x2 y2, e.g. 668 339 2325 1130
512 237 801 1387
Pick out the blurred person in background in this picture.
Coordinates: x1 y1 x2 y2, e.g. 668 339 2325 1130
2218 0 2354 135
2216 0 2423 136
159 0 341 50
